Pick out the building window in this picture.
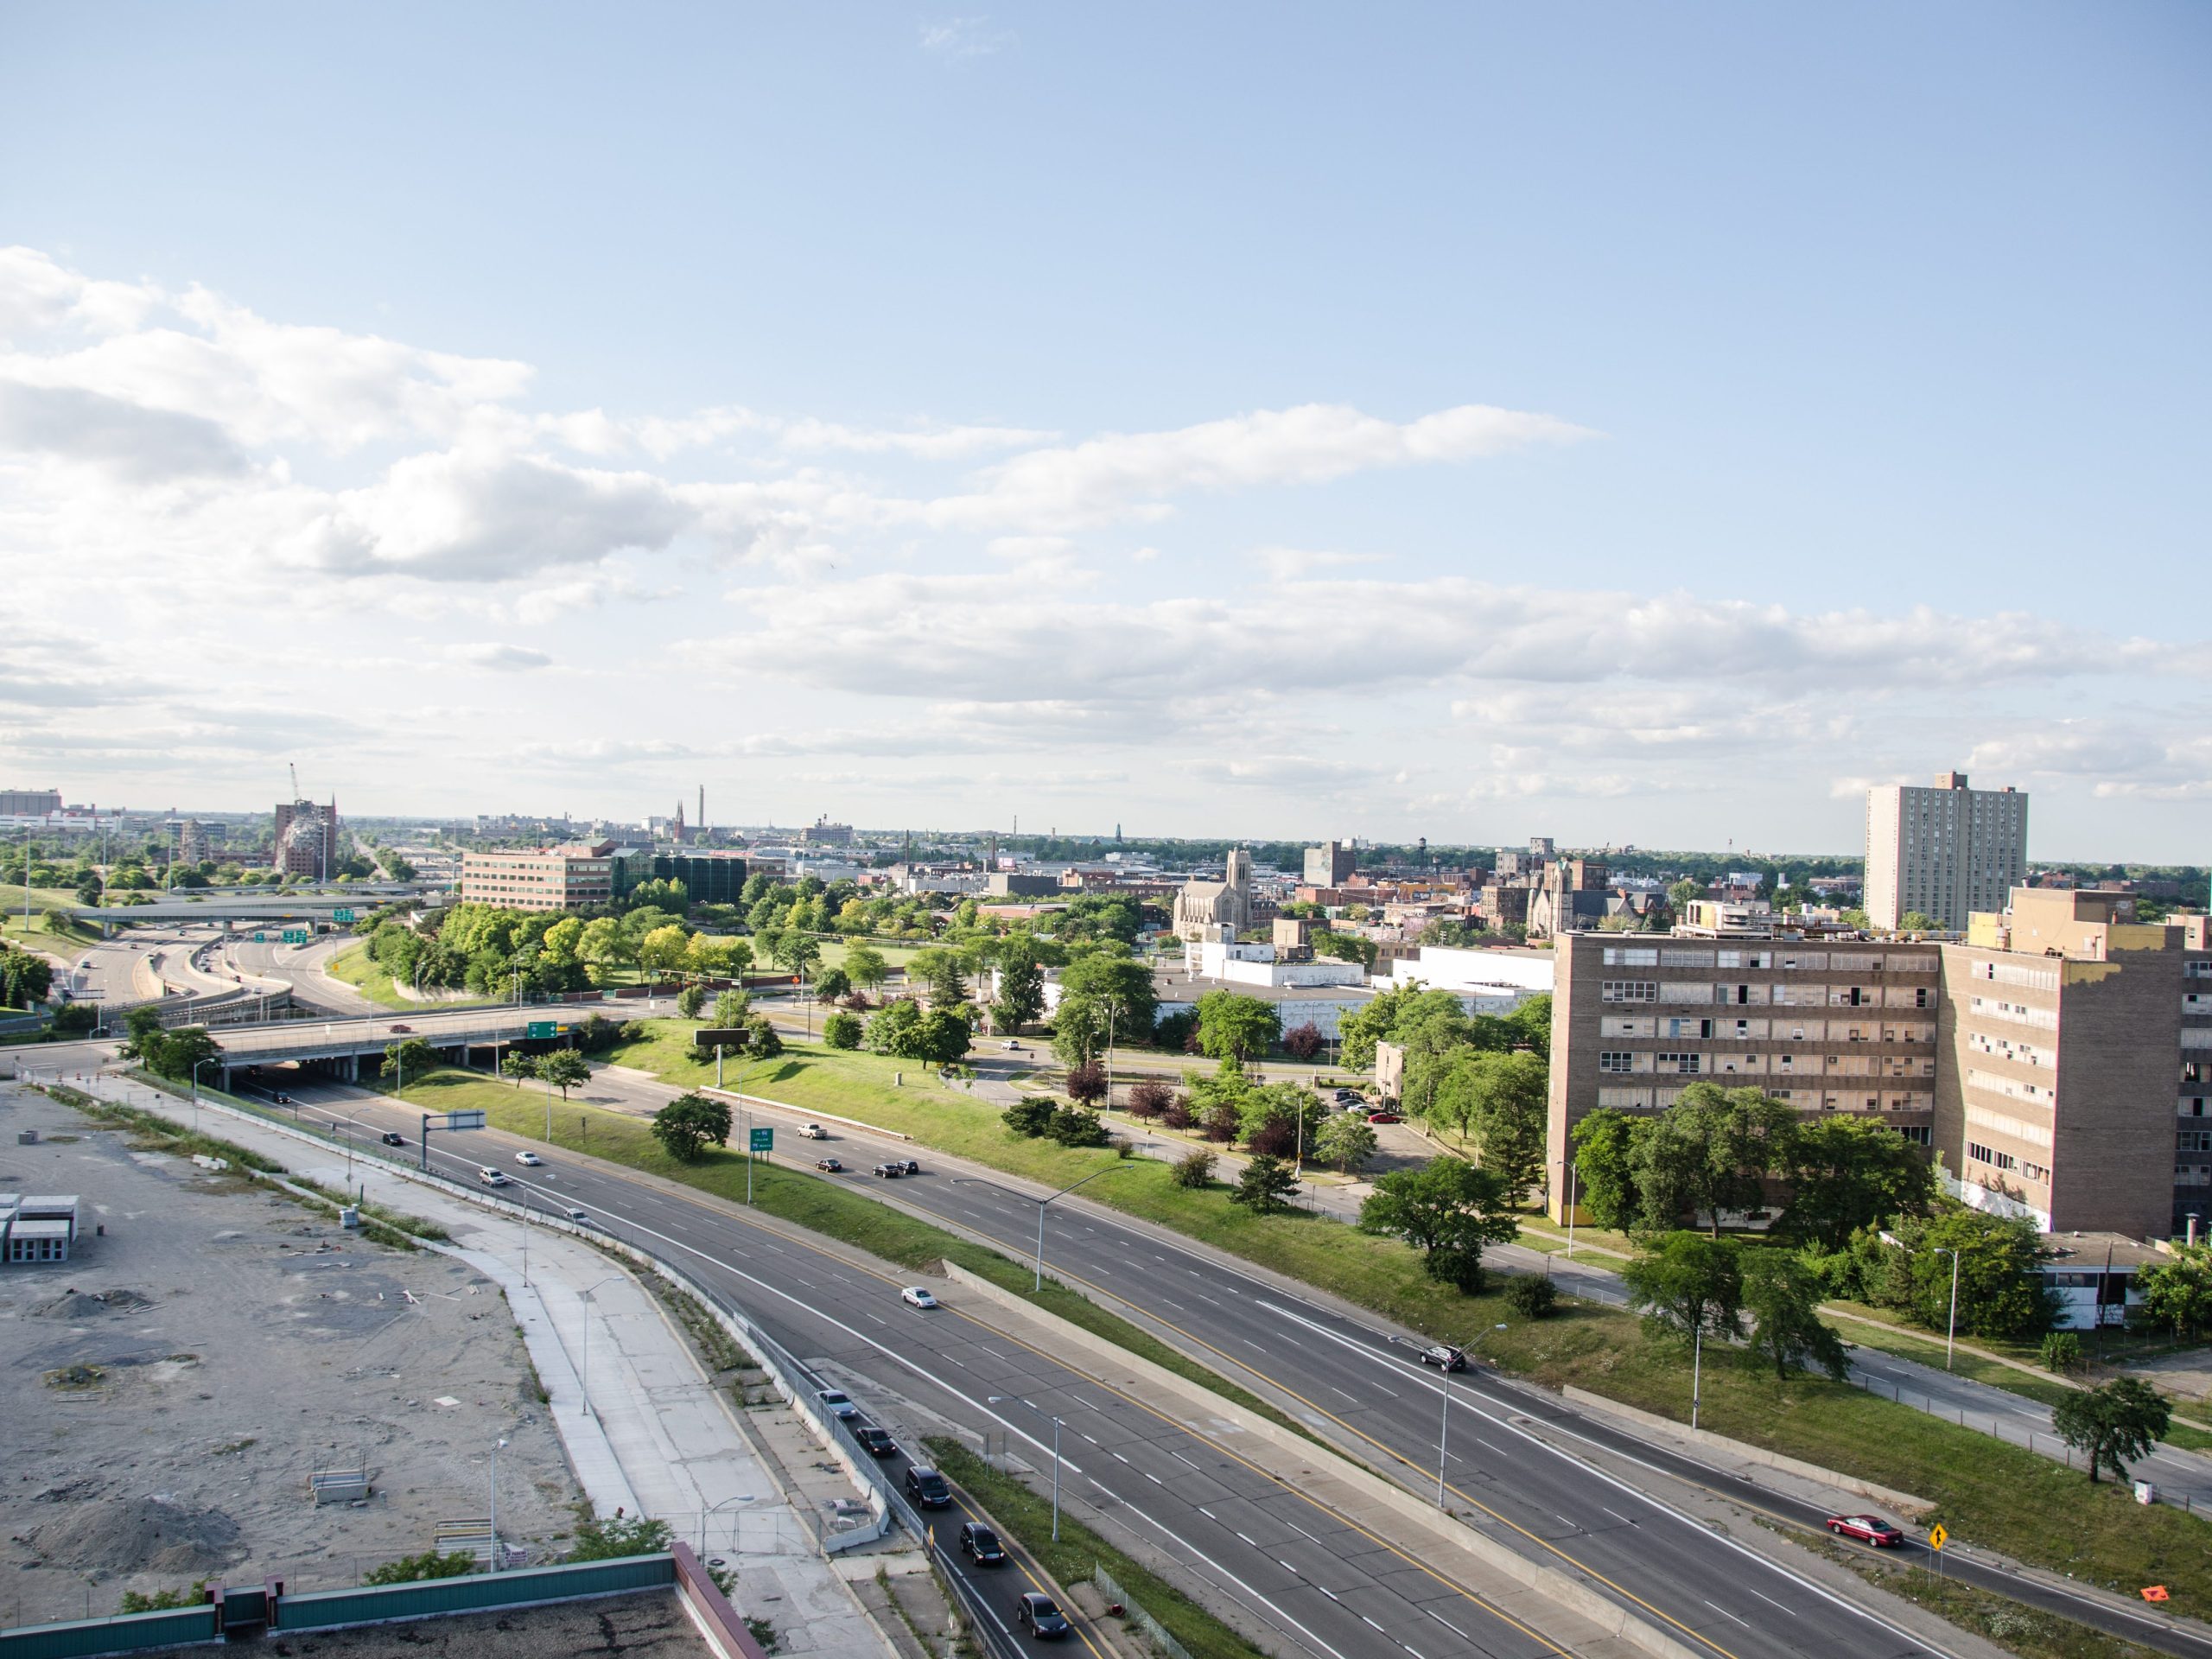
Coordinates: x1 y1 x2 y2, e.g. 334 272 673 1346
1602 981 1658 1003
1897 1126 1933 1146
1655 1052 1701 1075
2181 1130 2212 1154
1599 1052 1633 1074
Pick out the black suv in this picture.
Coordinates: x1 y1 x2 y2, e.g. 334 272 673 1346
904 1465 951 1509
1419 1344 1466 1372
379 1131 407 1147
959 1522 1005 1566
872 1162 904 1179
1014 1592 1070 1640
851 1424 898 1459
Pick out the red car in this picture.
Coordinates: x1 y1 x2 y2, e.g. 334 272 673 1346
1367 1110 1402 1125
389 1023 413 1033
1826 1514 1904 1548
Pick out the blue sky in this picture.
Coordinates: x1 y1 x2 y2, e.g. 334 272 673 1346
1 3 2206 856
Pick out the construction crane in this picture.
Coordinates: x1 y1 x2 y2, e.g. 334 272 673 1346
289 761 302 802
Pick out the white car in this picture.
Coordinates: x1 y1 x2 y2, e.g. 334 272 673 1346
900 1287 939 1311
1001 1039 1022 1051
476 1166 512 1187
816 1389 859 1420
515 1150 544 1167
798 1123 828 1140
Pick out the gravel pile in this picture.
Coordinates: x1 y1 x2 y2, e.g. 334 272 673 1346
23 1499 246 1575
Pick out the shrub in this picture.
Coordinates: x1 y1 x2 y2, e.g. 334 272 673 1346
569 1515 674 1560
1246 1118 1297 1158
1002 1096 1057 1138
1504 1274 1559 1319
1126 1079 1173 1120
1282 1021 1324 1061
822 1011 863 1051
1201 1101 1241 1142
1161 1096 1193 1130
1170 1149 1216 1189
363 1551 474 1586
1065 1061 1108 1105
1049 1107 1109 1147
2042 1331 2083 1375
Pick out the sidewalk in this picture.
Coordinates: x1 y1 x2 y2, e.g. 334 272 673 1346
69 1069 897 1659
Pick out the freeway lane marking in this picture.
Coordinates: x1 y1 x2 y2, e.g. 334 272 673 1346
1169 1451 1203 1471
1745 1587 1796 1615
1705 1601 1751 1629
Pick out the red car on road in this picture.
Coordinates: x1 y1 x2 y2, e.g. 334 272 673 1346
1826 1515 1904 1548
1367 1110 1402 1125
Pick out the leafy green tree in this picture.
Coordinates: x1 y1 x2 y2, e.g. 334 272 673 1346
911 947 969 1007
1505 993 1552 1059
677 984 706 1019
637 923 691 980
1432 1049 1548 1205
1571 1108 1646 1232
1059 952 1158 1036
0 944 54 1007
1358 1157 1518 1292
1899 911 1940 933
1620 1231 1745 1345
1867 1203 2059 1341
711 989 752 1027
1231 1154 1300 1214
1632 1084 1797 1236
844 946 890 992
500 1052 540 1085
1784 1115 1934 1249
1666 878 1707 912
2133 1242 2212 1343
866 999 924 1055
813 965 852 1002
1194 990 1281 1064
1051 993 1110 1068
651 1093 732 1162
774 930 823 981
383 1036 435 1083
541 1049 591 1099
1741 1249 1850 1379
1002 1096 1057 1137
1504 1274 1559 1318
1170 1148 1216 1188
992 948 1046 1035
915 1008 972 1066
361 1551 475 1585
1313 1110 1377 1173
822 1011 863 1051
2051 1377 2172 1484
2041 1332 2083 1374
743 1015 783 1060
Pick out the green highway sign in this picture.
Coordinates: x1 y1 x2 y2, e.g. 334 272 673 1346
332 907 355 924
252 932 266 943
281 928 308 944
748 1127 773 1154
525 1020 559 1039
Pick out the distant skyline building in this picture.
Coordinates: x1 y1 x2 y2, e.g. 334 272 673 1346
1865 772 2028 931
1302 839 1356 887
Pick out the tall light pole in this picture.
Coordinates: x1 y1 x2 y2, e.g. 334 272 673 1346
988 1396 1063 1541
1436 1323 1508 1507
698 1492 757 1558
487 1436 508 1572
190 1056 216 1131
957 1164 1131 1292
579 1275 624 1422
1935 1246 1962 1370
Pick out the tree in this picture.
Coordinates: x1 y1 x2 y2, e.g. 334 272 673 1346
0 944 53 1007
1667 878 1707 912
866 999 924 1056
1741 1249 1850 1380
1059 953 1158 1037
992 948 1046 1035
383 1037 436 1084
569 1515 676 1559
822 1011 863 1050
914 1008 972 1066
1194 990 1281 1064
651 1092 732 1162
541 1049 591 1099
1358 1158 1518 1292
1432 1050 1548 1205
361 1551 475 1585
1784 1116 1935 1249
1171 1148 1216 1188
845 946 890 992
1126 1079 1173 1120
501 1052 541 1086
1866 1202 2059 1341
1231 1154 1300 1214
774 931 823 982
1505 993 1552 1059
1620 1231 1745 1346
1051 993 1110 1068
1313 1111 1377 1173
1899 911 1940 934
144 1024 223 1084
637 924 691 980
911 947 969 1007
1049 1106 1109 1147
2133 1243 2212 1343
677 984 706 1020
1281 1021 1324 1062
1003 1096 1058 1137
743 1015 783 1060
813 965 852 1002
1570 1109 1645 1232
1504 1274 1559 1319
1632 1084 1797 1236
1065 1061 1108 1105
711 989 752 1027
2051 1377 2172 1484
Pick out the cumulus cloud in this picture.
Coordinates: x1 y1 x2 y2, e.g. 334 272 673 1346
448 642 553 672
0 381 249 480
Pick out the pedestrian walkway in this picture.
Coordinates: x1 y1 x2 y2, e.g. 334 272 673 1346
62 1068 897 1659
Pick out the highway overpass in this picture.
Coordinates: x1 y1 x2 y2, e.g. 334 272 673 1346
200 996 674 1089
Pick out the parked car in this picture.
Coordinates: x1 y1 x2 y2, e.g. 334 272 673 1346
379 1130 407 1147
959 1522 1006 1565
904 1465 952 1509
816 1157 844 1173
1366 1110 1403 1125
798 1123 828 1139
817 1389 859 1420
873 1162 905 1179
901 1287 939 1310
515 1150 543 1166
477 1166 512 1187
1014 1592 1071 1641
1001 1039 1022 1052
1826 1515 1904 1548
1418 1344 1466 1372
851 1425 897 1459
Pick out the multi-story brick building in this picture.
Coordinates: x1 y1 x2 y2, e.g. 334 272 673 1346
460 843 613 912
273 798 337 880
1547 928 1942 1220
1864 771 2028 931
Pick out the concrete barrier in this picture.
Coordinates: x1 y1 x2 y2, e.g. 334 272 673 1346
1559 1387 1932 1516
941 1262 1707 1659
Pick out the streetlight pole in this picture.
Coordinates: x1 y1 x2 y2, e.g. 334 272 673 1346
488 1436 508 1572
1691 1321 1704 1431
190 1057 215 1131
1563 1157 1580 1259
1936 1246 1961 1370
988 1396 1063 1541
579 1275 623 1423
698 1492 758 1558
1436 1323 1508 1507
958 1165 1131 1292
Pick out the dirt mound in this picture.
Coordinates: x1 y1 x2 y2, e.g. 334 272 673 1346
32 1287 154 1319
24 1498 245 1574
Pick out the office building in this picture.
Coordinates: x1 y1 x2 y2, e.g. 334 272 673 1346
460 844 614 912
611 849 749 906
1864 772 2028 931
0 788 62 818
1303 840 1357 887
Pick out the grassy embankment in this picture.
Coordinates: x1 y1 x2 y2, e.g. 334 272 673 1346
1 887 101 950
567 1023 2212 1618
321 943 499 1011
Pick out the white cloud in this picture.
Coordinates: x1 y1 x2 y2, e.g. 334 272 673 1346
1251 545 1387 581
919 16 1011 58
448 642 553 672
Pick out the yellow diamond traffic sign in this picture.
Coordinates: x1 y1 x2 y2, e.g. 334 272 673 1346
1927 1523 1948 1552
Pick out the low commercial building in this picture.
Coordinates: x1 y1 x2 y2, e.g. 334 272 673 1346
2 1194 81 1265
1382 944 1554 1008
460 843 614 912
611 849 750 906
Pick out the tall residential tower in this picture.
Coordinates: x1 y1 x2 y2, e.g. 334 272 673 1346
1864 772 2027 931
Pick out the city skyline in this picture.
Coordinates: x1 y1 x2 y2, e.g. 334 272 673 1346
3 6 2207 857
